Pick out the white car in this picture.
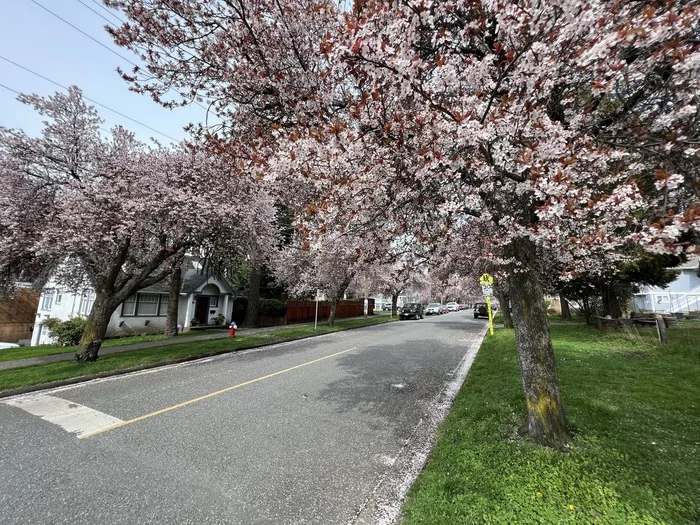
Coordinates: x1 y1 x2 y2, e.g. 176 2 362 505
446 302 459 312
0 342 20 350
425 303 442 315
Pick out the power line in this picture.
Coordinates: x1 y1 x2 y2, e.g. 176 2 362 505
0 55 180 142
58 0 214 115
88 0 125 24
74 0 118 27
29 0 140 69
0 83 22 96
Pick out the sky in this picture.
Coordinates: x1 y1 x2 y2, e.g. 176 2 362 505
0 0 209 145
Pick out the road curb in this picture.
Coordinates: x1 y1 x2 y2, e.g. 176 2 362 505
0 319 397 399
349 324 489 525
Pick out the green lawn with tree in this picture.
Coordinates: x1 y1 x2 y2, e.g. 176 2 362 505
401 323 699 525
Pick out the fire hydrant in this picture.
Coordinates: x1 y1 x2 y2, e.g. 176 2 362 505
229 322 237 338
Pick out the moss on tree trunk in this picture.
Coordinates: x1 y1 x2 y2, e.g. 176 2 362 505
74 296 114 362
507 240 570 449
164 264 182 336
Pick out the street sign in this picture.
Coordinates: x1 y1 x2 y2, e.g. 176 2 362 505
479 273 494 285
477 273 495 336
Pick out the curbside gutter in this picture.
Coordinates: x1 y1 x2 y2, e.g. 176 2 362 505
0 319 397 399
348 324 489 525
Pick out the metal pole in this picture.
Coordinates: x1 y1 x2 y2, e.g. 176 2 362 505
314 289 319 330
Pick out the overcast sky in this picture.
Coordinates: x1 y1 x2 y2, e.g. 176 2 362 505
0 0 208 145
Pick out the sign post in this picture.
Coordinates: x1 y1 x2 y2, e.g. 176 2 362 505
314 289 319 330
479 273 495 335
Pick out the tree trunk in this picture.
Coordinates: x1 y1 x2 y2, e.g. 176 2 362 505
75 295 115 362
391 293 399 317
601 282 623 319
507 243 570 449
560 295 571 320
328 296 339 326
496 290 513 329
164 263 182 336
243 256 262 328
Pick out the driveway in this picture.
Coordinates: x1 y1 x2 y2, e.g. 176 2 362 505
0 312 487 525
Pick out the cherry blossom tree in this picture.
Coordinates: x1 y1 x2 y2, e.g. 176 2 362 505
0 87 265 361
274 228 366 325
104 0 699 448
329 0 700 448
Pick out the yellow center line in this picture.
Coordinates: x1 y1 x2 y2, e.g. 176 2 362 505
79 347 357 439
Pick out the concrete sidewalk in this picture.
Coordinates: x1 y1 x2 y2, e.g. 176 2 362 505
0 315 389 372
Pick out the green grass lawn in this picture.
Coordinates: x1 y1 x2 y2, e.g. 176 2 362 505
0 329 223 363
401 323 700 525
0 316 395 391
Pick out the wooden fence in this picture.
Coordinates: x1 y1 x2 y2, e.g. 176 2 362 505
285 299 375 324
0 288 40 343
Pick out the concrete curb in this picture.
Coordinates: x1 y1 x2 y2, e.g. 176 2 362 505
349 324 489 525
0 319 397 399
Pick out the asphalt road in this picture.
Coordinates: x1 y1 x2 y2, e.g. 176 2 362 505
0 311 487 525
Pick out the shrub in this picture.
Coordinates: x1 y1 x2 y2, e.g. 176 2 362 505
42 317 87 346
258 298 287 317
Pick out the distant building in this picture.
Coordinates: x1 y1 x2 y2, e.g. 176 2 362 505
31 261 236 346
632 257 700 314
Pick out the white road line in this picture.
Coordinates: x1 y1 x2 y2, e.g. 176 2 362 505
3 395 122 437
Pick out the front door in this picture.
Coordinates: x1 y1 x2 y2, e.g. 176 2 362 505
195 296 210 325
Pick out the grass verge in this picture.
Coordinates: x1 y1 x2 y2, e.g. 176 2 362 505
0 316 395 392
401 323 700 524
0 330 222 363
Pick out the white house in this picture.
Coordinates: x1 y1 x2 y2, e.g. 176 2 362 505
632 256 700 315
32 262 237 346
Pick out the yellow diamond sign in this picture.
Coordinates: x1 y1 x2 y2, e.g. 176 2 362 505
479 273 494 285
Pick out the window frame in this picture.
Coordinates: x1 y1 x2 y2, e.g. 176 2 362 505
120 293 169 317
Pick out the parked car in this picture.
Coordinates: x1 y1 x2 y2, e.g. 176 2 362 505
458 303 468 310
446 301 459 312
399 303 423 320
473 302 488 319
425 303 442 315
441 304 449 314
382 301 392 311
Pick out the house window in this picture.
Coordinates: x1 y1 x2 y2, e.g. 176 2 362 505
209 296 219 307
55 290 62 305
158 295 169 316
122 295 137 316
41 290 54 311
136 294 159 316
78 290 95 315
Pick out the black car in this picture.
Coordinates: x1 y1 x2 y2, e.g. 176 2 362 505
399 302 423 320
473 302 488 319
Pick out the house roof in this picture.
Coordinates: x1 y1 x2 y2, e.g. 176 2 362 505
139 266 236 297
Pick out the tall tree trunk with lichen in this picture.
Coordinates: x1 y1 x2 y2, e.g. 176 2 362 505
507 238 570 449
74 295 117 362
495 289 513 329
164 263 182 336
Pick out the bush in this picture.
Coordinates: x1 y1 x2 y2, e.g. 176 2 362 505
258 298 287 317
42 317 86 346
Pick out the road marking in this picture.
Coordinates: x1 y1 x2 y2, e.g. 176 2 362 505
79 347 357 439
3 395 123 437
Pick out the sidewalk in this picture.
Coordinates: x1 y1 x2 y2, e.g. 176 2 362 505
0 315 388 372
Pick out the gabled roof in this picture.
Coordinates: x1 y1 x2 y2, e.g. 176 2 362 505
139 264 236 297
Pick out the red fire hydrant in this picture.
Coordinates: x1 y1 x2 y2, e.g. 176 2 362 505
229 322 237 338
